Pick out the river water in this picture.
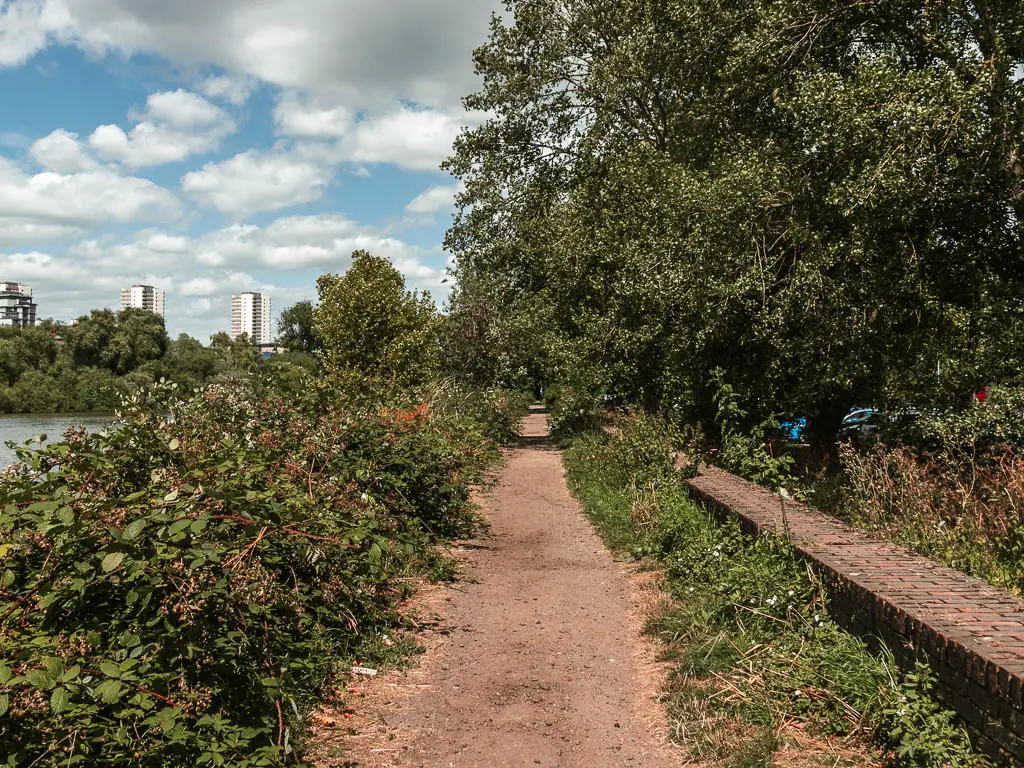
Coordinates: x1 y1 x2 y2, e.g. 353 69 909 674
0 413 114 467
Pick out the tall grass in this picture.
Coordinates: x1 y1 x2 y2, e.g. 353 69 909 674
836 441 1024 594
563 419 987 768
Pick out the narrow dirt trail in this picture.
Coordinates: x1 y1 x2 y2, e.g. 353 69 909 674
341 406 676 768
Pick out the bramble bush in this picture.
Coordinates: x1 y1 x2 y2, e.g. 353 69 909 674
0 379 507 766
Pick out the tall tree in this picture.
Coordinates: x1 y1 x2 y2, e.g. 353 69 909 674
446 0 1024 449
64 309 118 370
315 251 441 387
104 308 170 375
276 300 321 354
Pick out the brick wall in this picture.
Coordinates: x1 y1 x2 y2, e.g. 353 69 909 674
684 466 1024 765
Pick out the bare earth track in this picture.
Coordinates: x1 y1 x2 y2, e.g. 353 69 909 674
331 406 676 768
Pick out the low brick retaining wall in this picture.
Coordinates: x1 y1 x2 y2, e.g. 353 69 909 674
685 465 1024 765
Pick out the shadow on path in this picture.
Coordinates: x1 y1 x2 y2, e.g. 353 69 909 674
516 433 558 451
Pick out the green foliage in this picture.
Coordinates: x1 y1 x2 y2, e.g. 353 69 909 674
0 313 255 414
445 0 1024 446
256 353 320 401
442 279 552 392
563 416 988 767
430 383 531 447
884 663 984 768
544 383 601 442
64 310 119 370
837 439 1024 595
0 379 503 766
315 251 441 388
276 302 321 356
0 326 58 386
711 370 795 492
6 370 61 413
103 309 169 376
600 413 678 489
145 335 221 393
916 387 1024 450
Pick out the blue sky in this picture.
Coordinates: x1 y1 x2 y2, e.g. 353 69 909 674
0 0 497 340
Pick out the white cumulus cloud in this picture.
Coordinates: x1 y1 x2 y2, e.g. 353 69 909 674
0 0 500 110
290 105 475 173
29 129 97 173
275 92 352 138
181 149 332 216
0 157 182 228
199 73 257 105
0 221 83 244
185 213 443 284
0 0 51 67
345 106 465 172
405 182 463 215
89 89 236 168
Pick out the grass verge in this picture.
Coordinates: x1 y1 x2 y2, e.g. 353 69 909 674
563 419 989 768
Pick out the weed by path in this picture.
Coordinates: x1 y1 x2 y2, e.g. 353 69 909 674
564 418 987 768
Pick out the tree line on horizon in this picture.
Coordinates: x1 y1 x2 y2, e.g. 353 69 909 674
0 249 454 414
0 301 323 414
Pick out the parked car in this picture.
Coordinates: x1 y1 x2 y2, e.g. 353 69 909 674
839 407 922 444
838 408 881 442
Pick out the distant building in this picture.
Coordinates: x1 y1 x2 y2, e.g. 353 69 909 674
230 292 272 345
0 282 37 328
121 285 166 319
257 343 288 359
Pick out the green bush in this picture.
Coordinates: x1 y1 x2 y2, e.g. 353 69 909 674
0 381 497 766
710 370 794 492
545 384 601 441
430 384 531 448
8 370 60 413
832 389 1024 595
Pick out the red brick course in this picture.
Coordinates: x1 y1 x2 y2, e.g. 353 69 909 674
685 465 1024 765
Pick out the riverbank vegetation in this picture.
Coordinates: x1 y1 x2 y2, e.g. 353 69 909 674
658 375 1024 598
0 307 320 415
0 253 529 766
564 417 986 768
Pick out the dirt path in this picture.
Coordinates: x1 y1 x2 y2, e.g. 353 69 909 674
337 406 676 767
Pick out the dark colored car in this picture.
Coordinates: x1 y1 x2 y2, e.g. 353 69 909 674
838 408 881 442
839 407 921 443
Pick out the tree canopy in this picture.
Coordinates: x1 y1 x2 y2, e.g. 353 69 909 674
277 300 321 355
315 250 441 387
444 0 1024 447
0 312 278 413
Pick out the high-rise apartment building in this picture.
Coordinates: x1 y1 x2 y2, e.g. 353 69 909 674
230 292 272 344
0 282 37 328
120 285 166 319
